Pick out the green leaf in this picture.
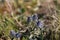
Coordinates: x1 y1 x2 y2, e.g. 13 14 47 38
21 8 25 13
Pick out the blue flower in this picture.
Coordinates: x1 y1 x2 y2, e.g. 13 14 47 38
27 16 31 23
10 30 16 37
32 14 38 21
16 32 21 38
36 20 44 28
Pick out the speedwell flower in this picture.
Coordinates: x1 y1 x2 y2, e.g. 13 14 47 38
32 14 38 22
10 30 16 38
27 16 31 24
36 20 44 28
16 32 21 38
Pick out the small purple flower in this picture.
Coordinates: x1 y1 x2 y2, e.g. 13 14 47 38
10 30 16 37
27 16 31 23
32 14 38 21
16 32 21 38
36 20 44 28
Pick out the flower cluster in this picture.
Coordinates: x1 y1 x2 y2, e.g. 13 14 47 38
27 13 44 29
10 30 21 38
